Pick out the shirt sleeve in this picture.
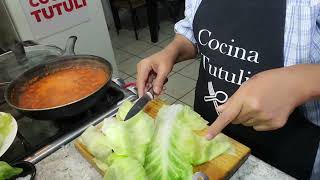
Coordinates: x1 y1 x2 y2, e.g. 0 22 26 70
174 0 202 44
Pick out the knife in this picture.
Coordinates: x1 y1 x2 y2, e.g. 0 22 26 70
124 77 168 121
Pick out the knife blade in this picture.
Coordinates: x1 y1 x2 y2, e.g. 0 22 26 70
124 77 168 121
124 91 154 121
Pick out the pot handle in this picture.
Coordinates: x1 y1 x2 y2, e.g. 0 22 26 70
11 42 28 64
22 40 39 46
63 36 77 56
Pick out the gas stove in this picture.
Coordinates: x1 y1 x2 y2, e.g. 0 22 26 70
0 79 137 164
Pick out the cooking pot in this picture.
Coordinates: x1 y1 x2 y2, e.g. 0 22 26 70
4 36 113 120
0 41 63 104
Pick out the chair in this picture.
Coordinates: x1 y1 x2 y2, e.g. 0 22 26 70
159 0 185 22
110 0 146 40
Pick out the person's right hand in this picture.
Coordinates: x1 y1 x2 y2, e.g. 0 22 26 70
136 49 175 97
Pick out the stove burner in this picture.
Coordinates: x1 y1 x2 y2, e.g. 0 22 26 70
0 82 136 163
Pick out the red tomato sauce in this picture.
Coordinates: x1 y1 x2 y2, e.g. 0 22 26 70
18 66 107 109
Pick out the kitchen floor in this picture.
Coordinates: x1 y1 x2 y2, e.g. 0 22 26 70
110 20 200 107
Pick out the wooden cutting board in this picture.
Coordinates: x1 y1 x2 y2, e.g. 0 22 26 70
74 99 250 180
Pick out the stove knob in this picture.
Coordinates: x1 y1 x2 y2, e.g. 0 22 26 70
112 78 125 87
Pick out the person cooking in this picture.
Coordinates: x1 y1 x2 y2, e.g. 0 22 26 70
136 0 320 179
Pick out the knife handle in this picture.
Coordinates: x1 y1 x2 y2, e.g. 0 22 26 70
148 77 168 97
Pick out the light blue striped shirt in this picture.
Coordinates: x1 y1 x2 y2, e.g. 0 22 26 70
174 0 320 179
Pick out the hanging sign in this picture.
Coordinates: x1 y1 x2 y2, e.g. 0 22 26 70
19 0 90 39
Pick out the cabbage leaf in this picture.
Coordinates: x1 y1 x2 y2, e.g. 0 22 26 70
173 106 231 165
116 100 134 121
0 161 22 180
80 101 231 180
101 104 154 164
80 126 112 162
144 104 231 180
0 113 13 148
103 157 148 180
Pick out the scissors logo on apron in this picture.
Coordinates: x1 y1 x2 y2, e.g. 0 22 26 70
204 81 228 115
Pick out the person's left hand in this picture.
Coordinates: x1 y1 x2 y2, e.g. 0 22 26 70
206 67 309 140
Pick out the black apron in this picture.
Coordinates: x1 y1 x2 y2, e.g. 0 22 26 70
192 0 320 179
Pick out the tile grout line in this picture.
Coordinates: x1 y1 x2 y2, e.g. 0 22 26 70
139 29 174 44
140 36 171 46
118 71 132 78
114 56 133 65
155 36 175 47
124 76 135 81
129 74 136 79
113 34 174 58
174 70 198 82
117 43 165 65
110 35 136 49
175 72 198 81
156 93 179 104
136 46 163 59
162 93 178 102
171 58 199 72
115 47 137 57
173 60 200 81
174 99 188 106
118 44 155 57
167 68 197 101
112 32 156 54
117 54 142 67
178 87 196 105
